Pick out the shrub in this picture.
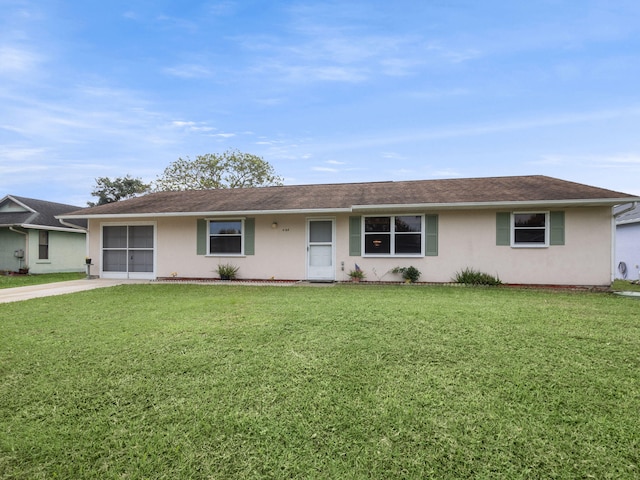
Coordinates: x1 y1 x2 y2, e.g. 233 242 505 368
453 268 501 286
216 263 239 280
392 266 421 283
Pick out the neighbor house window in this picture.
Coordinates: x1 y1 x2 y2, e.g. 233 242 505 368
364 215 423 256
513 212 548 247
39 230 49 260
209 219 243 255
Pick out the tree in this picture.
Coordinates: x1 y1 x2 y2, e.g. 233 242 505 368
88 175 150 206
153 150 284 191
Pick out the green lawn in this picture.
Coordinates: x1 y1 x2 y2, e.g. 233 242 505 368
612 279 640 292
0 272 85 289
1 284 639 479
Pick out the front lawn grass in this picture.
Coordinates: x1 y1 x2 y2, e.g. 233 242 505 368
612 279 640 292
0 272 85 289
1 284 638 479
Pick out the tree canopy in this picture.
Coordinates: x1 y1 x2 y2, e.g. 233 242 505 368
88 175 150 206
153 150 284 191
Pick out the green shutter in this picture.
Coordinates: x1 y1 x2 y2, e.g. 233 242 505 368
197 219 207 255
244 218 255 255
425 214 438 256
349 216 361 256
496 212 511 246
550 211 565 246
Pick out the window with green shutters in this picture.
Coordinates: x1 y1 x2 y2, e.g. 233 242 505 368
496 211 565 247
196 218 255 255
349 214 438 257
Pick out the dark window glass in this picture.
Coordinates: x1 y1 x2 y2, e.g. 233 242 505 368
365 217 391 233
395 216 421 233
514 213 545 228
364 234 391 254
210 236 242 254
514 213 546 244
514 229 546 243
395 234 422 254
210 221 242 235
209 220 242 254
38 231 49 260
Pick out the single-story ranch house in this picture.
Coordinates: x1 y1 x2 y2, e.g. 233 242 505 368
1 195 87 274
59 175 640 286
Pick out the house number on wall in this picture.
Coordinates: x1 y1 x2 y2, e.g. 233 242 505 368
281 228 290 232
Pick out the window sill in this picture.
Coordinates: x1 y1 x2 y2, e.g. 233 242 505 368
363 254 424 258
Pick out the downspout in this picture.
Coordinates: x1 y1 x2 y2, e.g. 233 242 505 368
9 226 28 270
614 201 638 218
58 218 87 231
611 202 638 283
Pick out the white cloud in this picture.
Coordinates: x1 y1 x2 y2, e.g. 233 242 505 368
0 46 41 75
163 63 214 79
0 146 47 162
536 153 640 169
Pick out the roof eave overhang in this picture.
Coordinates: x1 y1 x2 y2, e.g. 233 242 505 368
57 197 640 219
617 218 640 226
5 223 87 233
57 207 354 220
352 197 640 212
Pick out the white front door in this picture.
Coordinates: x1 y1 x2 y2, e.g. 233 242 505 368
307 219 335 281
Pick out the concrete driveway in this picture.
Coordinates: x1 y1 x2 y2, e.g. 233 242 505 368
0 279 145 304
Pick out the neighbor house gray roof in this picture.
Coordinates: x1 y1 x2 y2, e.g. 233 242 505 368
615 203 640 226
0 195 87 230
60 175 640 218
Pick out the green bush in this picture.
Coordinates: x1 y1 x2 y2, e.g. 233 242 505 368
453 268 501 286
216 263 239 280
392 266 421 283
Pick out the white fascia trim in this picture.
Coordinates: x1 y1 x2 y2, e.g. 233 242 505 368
617 218 640 226
57 207 353 219
352 198 640 211
20 223 86 233
55 197 640 219
3 195 37 213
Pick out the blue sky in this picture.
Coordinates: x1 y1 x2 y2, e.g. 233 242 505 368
2 0 640 206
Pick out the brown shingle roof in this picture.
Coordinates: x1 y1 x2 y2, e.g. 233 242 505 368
61 175 639 217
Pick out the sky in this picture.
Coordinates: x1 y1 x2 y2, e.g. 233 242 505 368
1 0 640 206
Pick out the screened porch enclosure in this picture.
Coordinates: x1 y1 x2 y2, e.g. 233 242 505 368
102 225 155 279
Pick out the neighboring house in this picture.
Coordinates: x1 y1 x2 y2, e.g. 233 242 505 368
0 195 87 274
58 175 640 286
615 203 640 281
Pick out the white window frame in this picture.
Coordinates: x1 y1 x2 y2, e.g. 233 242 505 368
362 214 425 257
207 218 245 256
511 211 549 248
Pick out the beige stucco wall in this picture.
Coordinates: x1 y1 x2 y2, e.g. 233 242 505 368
339 208 613 285
86 206 614 285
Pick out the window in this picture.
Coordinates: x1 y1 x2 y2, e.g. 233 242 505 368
364 215 423 256
38 230 49 260
513 212 548 247
209 219 243 255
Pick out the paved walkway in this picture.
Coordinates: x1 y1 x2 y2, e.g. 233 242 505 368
0 279 143 304
0 278 337 303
